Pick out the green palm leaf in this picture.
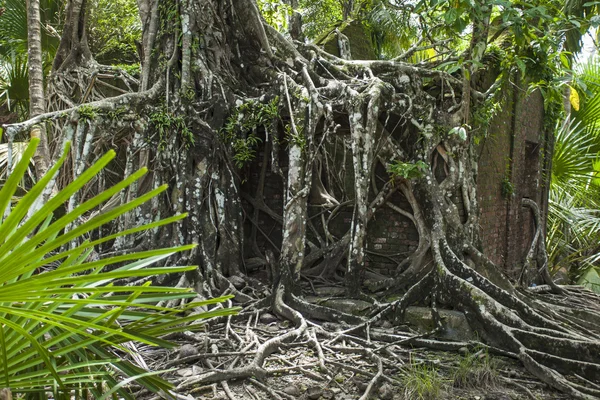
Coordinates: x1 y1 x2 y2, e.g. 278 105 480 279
548 58 600 291
0 0 62 57
0 54 30 119
0 138 239 398
551 118 596 186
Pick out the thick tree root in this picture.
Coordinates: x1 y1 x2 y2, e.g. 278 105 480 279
164 250 600 399
140 277 581 400
431 233 600 399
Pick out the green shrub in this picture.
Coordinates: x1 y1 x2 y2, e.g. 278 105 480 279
387 160 429 180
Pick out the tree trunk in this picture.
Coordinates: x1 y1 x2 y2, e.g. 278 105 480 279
52 0 93 72
285 0 303 41
26 0 51 179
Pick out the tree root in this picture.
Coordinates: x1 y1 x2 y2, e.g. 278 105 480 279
176 282 307 390
176 228 600 398
432 234 600 399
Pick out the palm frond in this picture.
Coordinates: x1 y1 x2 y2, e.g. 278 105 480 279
0 55 30 119
0 141 34 183
0 0 62 58
366 1 420 58
0 139 239 398
551 118 596 186
547 89 600 290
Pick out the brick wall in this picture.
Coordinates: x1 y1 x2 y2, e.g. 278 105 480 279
476 88 514 267
476 80 548 277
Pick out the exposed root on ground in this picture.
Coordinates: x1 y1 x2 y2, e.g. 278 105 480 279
130 273 594 400
138 251 600 400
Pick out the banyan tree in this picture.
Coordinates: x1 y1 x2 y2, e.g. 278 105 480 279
6 0 600 398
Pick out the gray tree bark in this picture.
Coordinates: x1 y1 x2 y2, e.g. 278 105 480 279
26 0 51 179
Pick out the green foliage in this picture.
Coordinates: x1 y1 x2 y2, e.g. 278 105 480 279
222 97 279 168
501 156 514 199
113 63 141 77
107 106 128 121
547 60 600 290
157 0 179 41
0 0 61 120
539 80 567 133
88 0 142 64
298 0 343 39
0 138 238 398
0 0 62 59
564 0 600 53
149 110 195 151
433 0 475 35
552 119 596 185
501 176 514 198
284 122 307 151
400 360 446 400
182 87 196 102
257 0 292 31
387 160 428 180
487 1 580 99
0 54 29 119
231 134 262 169
452 347 499 389
573 57 600 146
283 0 591 72
472 72 504 143
77 105 98 121
365 1 418 58
548 189 600 287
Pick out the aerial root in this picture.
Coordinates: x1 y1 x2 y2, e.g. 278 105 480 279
521 198 564 295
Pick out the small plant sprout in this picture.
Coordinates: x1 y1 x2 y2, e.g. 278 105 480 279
400 357 447 400
452 346 499 389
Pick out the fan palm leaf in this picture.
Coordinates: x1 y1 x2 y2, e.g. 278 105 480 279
548 57 600 292
0 55 30 119
0 0 62 58
551 118 597 185
0 138 238 398
0 141 34 182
